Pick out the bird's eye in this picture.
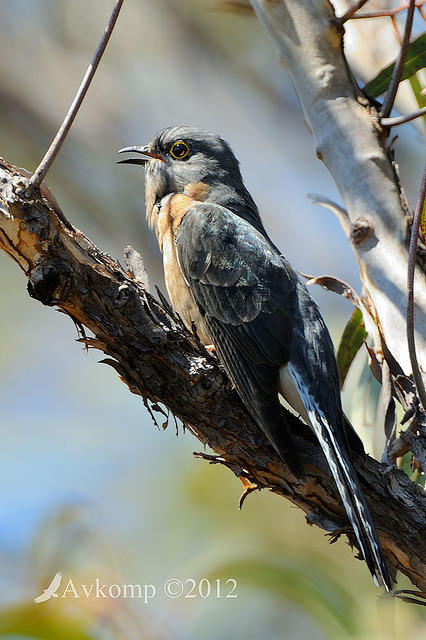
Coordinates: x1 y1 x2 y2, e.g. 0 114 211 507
170 140 190 160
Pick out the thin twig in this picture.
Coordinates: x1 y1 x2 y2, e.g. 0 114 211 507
381 0 416 118
352 0 426 19
407 164 426 410
28 0 125 191
381 106 426 126
339 0 370 23
307 193 351 237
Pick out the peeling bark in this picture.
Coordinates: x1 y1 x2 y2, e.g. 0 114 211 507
1 159 425 590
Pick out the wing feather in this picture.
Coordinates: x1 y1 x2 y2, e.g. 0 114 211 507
177 201 390 590
177 203 301 469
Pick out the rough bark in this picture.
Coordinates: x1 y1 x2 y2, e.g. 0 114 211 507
1 159 425 590
250 0 426 378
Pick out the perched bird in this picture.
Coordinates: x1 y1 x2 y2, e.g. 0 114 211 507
118 126 392 591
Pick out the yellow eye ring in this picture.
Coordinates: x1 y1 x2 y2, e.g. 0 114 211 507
170 140 190 160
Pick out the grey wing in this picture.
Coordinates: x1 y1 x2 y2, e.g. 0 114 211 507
177 203 301 469
177 204 391 589
289 282 363 453
288 283 391 589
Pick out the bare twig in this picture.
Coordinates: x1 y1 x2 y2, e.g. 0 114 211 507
307 193 351 236
352 0 426 19
28 0 125 191
339 0 370 23
381 0 416 118
212 1 254 14
407 164 426 410
381 106 426 127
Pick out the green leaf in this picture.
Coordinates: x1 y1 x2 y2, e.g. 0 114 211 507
337 308 367 388
408 73 426 112
364 33 426 97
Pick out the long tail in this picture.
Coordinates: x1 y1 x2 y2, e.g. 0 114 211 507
289 370 392 591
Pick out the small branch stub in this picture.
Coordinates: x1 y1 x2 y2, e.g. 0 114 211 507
350 216 372 244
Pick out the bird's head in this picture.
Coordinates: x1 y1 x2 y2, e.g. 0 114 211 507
118 126 262 230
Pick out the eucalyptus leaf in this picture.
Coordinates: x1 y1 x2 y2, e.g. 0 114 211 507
337 308 367 388
365 33 426 97
408 72 426 114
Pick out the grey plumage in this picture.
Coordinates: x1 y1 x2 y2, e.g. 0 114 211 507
118 125 393 592
145 127 265 232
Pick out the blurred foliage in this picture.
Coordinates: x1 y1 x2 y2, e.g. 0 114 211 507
0 1 425 639
0 603 98 640
207 557 357 636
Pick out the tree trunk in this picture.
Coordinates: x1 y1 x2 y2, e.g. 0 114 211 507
251 0 426 377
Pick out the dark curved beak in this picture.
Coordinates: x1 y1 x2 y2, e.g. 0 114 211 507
116 145 165 165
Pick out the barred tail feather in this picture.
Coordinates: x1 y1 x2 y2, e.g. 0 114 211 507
289 369 392 592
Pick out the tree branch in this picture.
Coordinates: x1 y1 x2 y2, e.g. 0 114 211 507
338 0 370 23
407 165 426 410
381 106 426 127
28 0 125 191
350 0 426 20
381 0 416 119
1 159 425 590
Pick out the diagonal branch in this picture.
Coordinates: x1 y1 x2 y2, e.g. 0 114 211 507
338 0 370 23
350 0 426 19
1 159 425 590
28 0 125 191
407 165 426 410
381 0 416 118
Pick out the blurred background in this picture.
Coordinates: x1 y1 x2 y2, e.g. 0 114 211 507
0 0 425 637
